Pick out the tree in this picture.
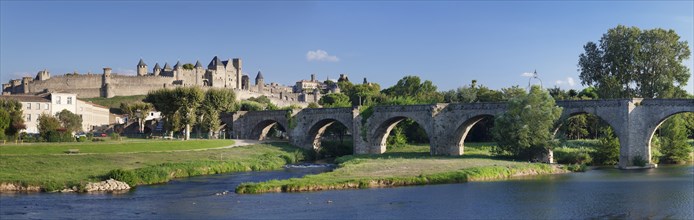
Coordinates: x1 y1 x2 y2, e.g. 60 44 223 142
56 109 83 133
657 115 692 163
144 87 204 140
318 93 351 108
501 86 527 100
0 99 25 139
492 85 562 160
382 76 443 104
578 25 691 99
307 102 320 108
0 109 9 140
121 102 153 133
37 113 64 142
592 127 620 165
182 63 195 70
201 88 236 138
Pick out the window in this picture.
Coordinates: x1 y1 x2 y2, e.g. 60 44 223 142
27 103 31 110
56 96 61 104
67 97 73 105
44 103 49 110
26 114 31 122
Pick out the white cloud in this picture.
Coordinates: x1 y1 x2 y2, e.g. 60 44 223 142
555 77 576 87
521 72 535 77
567 77 576 86
307 50 339 62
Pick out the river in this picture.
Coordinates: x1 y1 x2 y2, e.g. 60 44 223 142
1 164 692 219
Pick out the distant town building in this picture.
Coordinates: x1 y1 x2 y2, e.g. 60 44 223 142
0 92 110 133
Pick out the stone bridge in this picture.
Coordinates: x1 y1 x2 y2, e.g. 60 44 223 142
231 98 693 168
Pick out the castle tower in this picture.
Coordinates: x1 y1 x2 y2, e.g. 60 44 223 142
194 60 203 86
137 59 148 76
153 63 161 76
163 62 172 71
232 58 242 89
173 61 182 80
255 71 264 92
207 56 225 88
36 69 50 81
102 67 114 98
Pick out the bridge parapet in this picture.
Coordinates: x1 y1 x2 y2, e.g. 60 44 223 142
638 98 694 106
556 99 631 108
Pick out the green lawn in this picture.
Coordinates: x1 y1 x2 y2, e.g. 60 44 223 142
81 95 146 109
0 139 234 155
0 142 303 189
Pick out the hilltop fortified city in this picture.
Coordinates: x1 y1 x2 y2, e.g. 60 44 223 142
2 56 338 106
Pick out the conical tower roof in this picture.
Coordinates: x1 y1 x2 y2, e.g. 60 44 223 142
255 71 264 80
138 58 147 67
153 63 161 70
208 56 223 69
195 60 203 68
174 61 181 69
163 62 172 70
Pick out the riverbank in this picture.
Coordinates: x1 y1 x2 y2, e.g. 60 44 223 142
0 140 306 192
236 144 568 194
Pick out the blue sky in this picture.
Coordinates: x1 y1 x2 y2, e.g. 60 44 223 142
1 1 693 94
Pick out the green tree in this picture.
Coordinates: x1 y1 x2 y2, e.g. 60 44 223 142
307 102 320 108
0 109 9 140
37 113 62 142
592 127 620 165
318 93 351 108
0 99 25 139
492 85 562 160
182 63 195 70
578 25 691 99
120 102 153 133
501 86 527 100
56 109 83 133
201 88 236 138
657 115 692 163
239 100 265 111
144 87 204 140
382 76 443 104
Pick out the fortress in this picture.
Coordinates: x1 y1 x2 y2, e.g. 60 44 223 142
2 56 327 106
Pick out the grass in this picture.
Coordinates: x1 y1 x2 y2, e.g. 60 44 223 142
0 139 234 155
81 95 146 109
0 141 306 191
236 142 565 194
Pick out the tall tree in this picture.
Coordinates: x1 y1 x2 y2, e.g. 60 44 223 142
382 76 442 103
578 25 691 98
492 85 562 160
318 93 351 108
0 99 25 139
121 102 153 133
201 88 237 138
56 109 83 133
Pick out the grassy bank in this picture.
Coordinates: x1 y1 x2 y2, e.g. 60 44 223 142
0 139 234 155
0 141 306 192
236 143 565 194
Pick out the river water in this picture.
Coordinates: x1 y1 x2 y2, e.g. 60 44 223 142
1 165 692 219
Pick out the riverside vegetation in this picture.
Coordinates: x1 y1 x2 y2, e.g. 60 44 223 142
236 143 567 194
0 139 306 192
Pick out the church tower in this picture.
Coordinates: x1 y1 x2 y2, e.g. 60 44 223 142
137 59 147 76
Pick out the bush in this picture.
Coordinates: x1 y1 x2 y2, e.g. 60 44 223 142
566 164 587 172
554 148 593 165
77 136 87 142
42 180 64 192
632 156 648 167
109 132 120 140
592 127 620 165
107 169 139 186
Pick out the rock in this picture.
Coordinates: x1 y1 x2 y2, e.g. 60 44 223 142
84 179 131 192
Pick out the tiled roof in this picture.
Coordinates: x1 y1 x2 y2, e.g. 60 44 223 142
0 94 51 102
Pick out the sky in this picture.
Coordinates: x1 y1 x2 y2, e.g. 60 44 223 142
1 1 693 94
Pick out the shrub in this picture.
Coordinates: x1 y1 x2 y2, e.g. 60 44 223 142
592 127 620 165
555 148 593 165
632 156 647 167
42 180 64 192
107 169 139 186
109 132 120 140
566 164 588 172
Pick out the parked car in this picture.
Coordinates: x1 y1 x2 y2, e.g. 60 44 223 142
74 132 87 139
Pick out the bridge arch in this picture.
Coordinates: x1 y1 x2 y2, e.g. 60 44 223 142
639 102 693 164
369 116 432 154
250 119 288 140
305 118 353 152
452 114 495 155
